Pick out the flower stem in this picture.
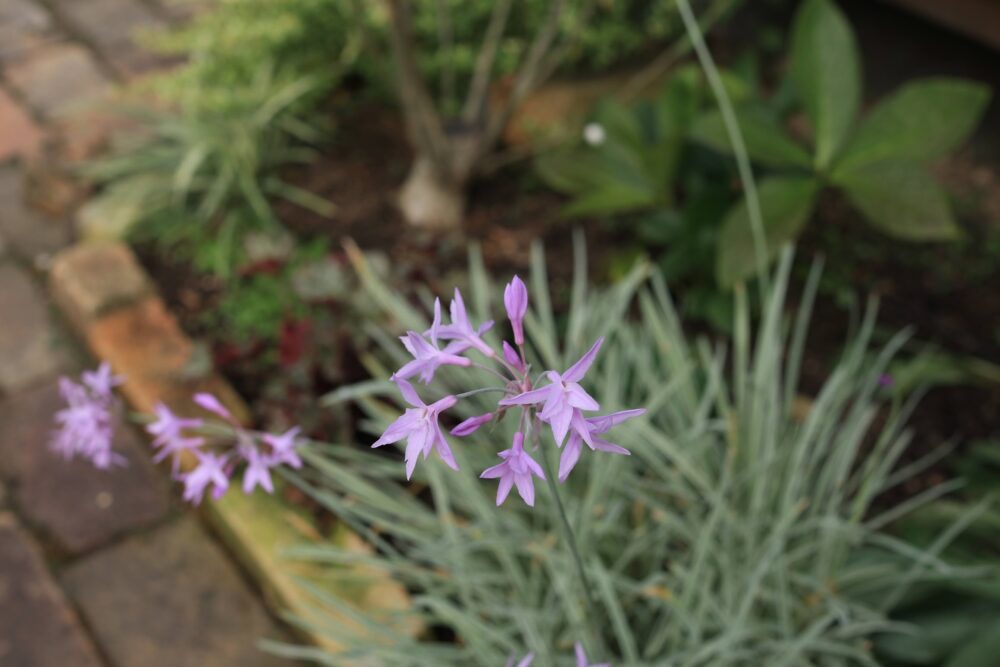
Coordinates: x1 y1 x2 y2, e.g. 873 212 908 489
455 386 508 399
537 429 606 656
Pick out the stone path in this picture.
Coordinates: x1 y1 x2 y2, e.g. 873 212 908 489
0 1 295 665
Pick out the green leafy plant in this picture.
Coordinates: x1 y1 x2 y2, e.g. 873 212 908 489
534 67 744 330
535 67 705 219
83 66 332 276
694 0 991 286
266 245 980 666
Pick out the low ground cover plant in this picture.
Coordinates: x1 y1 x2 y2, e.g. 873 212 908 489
253 245 980 665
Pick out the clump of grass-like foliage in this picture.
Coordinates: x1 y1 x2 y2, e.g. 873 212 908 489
273 242 978 666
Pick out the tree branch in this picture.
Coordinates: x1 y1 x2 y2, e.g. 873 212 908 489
484 0 567 153
461 0 514 124
435 0 456 110
386 0 450 169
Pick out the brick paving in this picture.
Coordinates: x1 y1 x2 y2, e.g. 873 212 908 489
0 2 298 664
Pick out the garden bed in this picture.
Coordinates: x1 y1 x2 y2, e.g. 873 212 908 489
136 92 1000 504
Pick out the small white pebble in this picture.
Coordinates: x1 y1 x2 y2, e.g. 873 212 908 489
583 122 606 146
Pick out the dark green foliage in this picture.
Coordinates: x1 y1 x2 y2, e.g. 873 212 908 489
695 0 991 286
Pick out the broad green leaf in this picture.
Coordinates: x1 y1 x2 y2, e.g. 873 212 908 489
535 150 606 194
561 182 656 217
692 107 813 168
790 0 862 168
836 161 962 240
836 78 991 174
716 176 820 286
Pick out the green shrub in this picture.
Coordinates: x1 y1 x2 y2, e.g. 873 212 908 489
84 66 332 276
270 246 978 665
694 0 991 286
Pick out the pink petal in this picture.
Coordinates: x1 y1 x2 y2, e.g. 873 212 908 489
559 438 583 482
562 336 604 383
514 474 535 506
372 412 416 447
566 385 600 411
548 406 573 447
193 393 232 420
496 475 514 505
394 379 426 408
499 385 551 407
480 462 508 479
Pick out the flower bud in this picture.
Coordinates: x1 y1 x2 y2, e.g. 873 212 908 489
504 275 528 346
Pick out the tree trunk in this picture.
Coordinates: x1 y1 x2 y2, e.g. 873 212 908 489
397 155 467 230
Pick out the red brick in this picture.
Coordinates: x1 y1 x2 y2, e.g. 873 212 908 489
85 295 250 423
61 517 293 667
0 166 72 259
0 87 45 163
0 0 63 65
0 382 172 554
49 241 153 331
5 44 112 119
0 513 104 667
0 262 71 391
53 0 174 79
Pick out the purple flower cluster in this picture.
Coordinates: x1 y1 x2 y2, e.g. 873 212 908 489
146 393 303 505
375 276 644 507
53 363 303 506
51 362 126 469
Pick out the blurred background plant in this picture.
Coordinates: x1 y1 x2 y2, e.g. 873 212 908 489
82 66 332 277
693 0 990 286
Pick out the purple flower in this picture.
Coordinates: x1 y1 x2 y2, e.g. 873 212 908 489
504 275 528 346
502 341 525 373
505 653 534 667
481 432 545 506
373 379 459 479
559 409 644 482
241 448 275 494
575 643 610 667
180 451 230 505
51 373 125 470
146 402 205 472
432 289 495 358
193 392 236 422
450 412 494 437
394 331 471 384
263 426 303 469
81 361 124 398
499 337 604 446
878 373 894 388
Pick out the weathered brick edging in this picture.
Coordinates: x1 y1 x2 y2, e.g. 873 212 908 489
49 240 413 654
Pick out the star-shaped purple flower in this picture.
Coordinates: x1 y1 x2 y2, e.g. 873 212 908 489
263 426 303 469
81 361 124 399
373 379 459 479
180 451 230 505
146 402 205 472
241 447 275 494
499 337 604 446
51 375 125 470
559 409 645 482
430 289 495 358
393 330 471 384
481 432 545 506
